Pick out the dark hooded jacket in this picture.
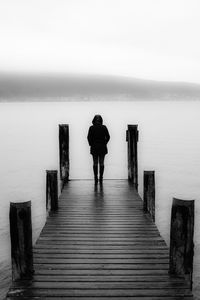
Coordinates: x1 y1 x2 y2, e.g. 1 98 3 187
87 116 110 155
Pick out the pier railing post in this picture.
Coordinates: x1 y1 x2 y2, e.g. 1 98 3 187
46 170 58 212
143 171 155 222
59 124 69 191
126 125 139 190
169 198 195 290
9 201 34 281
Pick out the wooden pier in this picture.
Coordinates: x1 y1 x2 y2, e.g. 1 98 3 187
7 180 193 299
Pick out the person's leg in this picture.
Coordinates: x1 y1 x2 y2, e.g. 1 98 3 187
92 154 98 184
99 155 105 183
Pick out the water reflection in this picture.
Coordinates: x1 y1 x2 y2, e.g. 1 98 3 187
94 182 104 203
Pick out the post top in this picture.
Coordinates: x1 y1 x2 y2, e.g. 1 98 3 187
127 124 138 129
173 197 195 207
46 170 58 173
10 200 31 208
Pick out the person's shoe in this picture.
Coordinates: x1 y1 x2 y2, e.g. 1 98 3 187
94 176 98 185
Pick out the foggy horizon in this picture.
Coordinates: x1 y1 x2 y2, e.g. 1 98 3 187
1 72 200 101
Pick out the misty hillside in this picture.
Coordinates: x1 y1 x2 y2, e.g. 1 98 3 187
0 73 200 101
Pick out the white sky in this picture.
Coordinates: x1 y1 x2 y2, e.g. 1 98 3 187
0 0 200 83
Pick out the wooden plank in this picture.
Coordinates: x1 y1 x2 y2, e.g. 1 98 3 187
34 244 169 250
36 241 167 245
33 258 169 264
43 225 158 228
7 297 194 300
38 231 162 236
12 281 190 289
33 253 169 259
28 275 185 282
33 248 169 254
38 264 171 270
33 269 176 275
41 232 160 236
7 288 192 297
41 230 159 233
38 237 163 241
34 264 169 270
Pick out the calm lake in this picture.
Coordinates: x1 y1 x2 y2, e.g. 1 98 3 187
0 100 200 299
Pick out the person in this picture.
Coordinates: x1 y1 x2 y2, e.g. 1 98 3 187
87 115 110 184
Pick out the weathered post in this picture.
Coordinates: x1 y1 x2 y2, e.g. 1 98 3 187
59 124 69 190
46 170 58 212
9 201 34 281
143 171 155 222
169 198 195 289
126 125 139 190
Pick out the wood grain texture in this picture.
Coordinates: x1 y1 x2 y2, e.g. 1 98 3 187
7 180 193 299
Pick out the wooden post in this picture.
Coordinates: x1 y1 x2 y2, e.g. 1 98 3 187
9 201 34 281
143 171 155 222
59 124 69 190
169 198 195 289
46 170 58 212
126 125 139 190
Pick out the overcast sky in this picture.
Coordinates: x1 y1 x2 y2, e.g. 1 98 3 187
0 0 200 83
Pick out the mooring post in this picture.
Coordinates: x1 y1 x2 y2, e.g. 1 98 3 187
9 201 34 281
59 124 69 191
46 170 58 212
126 125 139 190
143 171 155 222
169 198 195 290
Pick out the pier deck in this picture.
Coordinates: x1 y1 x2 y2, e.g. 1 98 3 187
7 180 193 299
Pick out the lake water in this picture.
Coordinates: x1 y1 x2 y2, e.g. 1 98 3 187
0 100 200 299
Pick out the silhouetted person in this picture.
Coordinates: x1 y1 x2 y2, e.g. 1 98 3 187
87 115 110 184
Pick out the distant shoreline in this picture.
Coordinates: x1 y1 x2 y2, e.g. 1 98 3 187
0 73 200 101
